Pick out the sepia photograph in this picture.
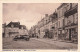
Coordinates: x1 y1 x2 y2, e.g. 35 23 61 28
2 3 78 50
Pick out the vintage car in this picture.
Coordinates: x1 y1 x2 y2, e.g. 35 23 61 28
13 35 30 41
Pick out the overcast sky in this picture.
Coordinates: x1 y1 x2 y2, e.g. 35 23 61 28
3 3 61 30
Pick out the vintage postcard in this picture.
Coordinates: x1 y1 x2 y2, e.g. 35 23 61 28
0 0 80 52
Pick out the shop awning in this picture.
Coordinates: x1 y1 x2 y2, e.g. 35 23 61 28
65 25 78 29
58 28 63 30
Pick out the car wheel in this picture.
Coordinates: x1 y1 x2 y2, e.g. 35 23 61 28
27 38 29 41
24 38 27 41
14 39 17 41
25 38 29 41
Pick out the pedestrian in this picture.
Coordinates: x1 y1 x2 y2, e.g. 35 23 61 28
37 36 38 38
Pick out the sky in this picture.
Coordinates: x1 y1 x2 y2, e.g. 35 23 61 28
3 3 61 30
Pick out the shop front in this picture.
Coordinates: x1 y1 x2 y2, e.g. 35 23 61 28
65 25 78 42
58 28 64 40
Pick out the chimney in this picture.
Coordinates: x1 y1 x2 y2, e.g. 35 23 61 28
45 14 48 17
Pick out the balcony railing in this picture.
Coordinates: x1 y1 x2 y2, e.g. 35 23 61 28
64 5 78 17
65 23 78 28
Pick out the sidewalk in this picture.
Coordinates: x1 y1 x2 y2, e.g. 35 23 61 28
32 38 78 49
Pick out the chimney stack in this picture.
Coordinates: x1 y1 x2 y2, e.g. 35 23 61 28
45 14 48 17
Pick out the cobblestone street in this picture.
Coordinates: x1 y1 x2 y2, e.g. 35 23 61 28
3 38 78 49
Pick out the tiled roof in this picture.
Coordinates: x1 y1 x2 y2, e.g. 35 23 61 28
6 21 20 27
19 25 26 29
5 21 27 29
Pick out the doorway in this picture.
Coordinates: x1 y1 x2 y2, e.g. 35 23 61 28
69 29 71 40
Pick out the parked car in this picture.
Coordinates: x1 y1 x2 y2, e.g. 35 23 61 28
13 35 30 41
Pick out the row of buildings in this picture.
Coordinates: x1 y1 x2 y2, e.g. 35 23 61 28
2 21 28 37
29 3 78 42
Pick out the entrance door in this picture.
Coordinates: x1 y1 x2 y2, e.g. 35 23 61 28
69 29 71 40
60 30 62 39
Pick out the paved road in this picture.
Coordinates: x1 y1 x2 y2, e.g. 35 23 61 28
3 38 77 49
34 38 77 49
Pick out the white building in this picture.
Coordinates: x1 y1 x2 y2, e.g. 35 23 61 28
3 21 28 37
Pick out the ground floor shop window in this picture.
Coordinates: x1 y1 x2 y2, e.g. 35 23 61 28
71 28 78 42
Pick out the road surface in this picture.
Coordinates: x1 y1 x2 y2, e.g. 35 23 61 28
3 37 77 49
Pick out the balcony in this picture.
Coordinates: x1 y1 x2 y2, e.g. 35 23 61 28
64 5 78 17
65 23 78 29
71 23 78 26
65 22 78 26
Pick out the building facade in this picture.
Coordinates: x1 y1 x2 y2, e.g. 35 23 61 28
29 3 78 42
64 3 78 41
2 23 6 37
57 3 66 40
3 21 28 37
